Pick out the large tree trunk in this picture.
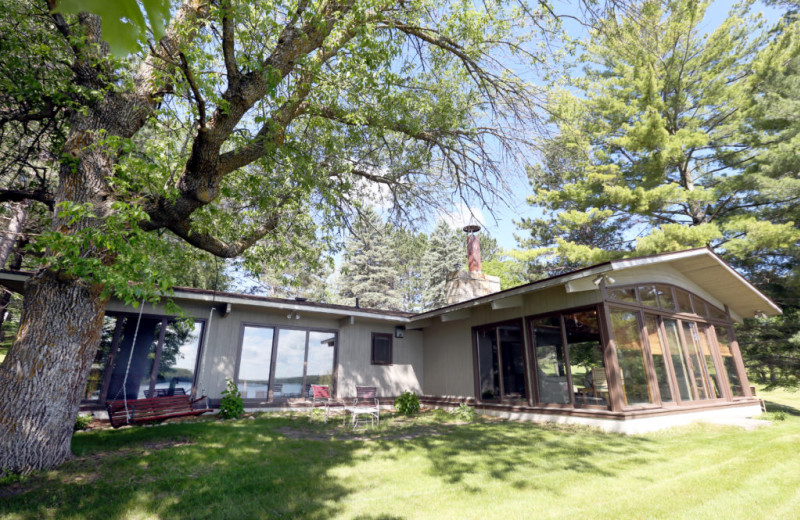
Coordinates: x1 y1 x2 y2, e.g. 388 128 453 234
0 272 107 475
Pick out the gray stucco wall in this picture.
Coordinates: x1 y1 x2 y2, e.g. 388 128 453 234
106 298 421 401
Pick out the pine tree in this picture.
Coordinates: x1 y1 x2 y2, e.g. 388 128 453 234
338 209 403 311
517 0 799 271
421 221 464 309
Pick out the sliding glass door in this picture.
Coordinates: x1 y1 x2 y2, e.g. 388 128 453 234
237 325 337 400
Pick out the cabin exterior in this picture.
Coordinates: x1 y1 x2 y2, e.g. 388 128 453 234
0 247 781 433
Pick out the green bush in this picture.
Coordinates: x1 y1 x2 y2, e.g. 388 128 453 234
219 379 244 419
74 414 93 431
394 391 420 416
450 403 477 422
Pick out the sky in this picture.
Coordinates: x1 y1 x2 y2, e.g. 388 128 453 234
453 0 784 252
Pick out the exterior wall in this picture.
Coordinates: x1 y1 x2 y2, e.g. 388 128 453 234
421 285 603 398
338 319 423 398
106 299 421 401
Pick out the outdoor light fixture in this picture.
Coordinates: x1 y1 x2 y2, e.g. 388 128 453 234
592 275 616 286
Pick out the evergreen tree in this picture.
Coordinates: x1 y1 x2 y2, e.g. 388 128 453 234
392 229 428 312
421 221 464 309
338 209 403 310
517 0 799 271
734 5 800 388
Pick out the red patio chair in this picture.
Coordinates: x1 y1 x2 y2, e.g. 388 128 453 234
309 384 332 422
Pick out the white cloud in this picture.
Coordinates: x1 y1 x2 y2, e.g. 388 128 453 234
440 202 486 231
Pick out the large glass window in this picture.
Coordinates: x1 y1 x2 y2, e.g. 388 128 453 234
274 329 307 398
715 327 745 397
644 315 673 403
238 326 275 399
663 319 695 401
565 311 608 407
154 321 202 396
610 310 653 406
237 325 337 400
681 322 710 400
530 310 608 407
306 332 336 396
475 321 526 402
695 323 724 398
88 315 204 402
531 316 569 404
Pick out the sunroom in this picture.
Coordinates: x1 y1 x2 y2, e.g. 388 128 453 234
416 247 781 433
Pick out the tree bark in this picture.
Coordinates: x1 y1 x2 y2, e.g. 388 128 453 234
0 272 107 475
0 200 29 268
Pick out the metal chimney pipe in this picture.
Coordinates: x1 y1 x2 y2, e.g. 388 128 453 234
463 224 482 273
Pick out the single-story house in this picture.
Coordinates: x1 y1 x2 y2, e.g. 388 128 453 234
0 244 782 433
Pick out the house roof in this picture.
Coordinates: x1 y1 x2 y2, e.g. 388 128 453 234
0 247 781 324
411 247 782 323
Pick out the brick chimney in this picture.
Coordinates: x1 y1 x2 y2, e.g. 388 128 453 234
444 225 500 305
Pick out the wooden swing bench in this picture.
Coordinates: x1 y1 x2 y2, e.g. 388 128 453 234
106 394 212 428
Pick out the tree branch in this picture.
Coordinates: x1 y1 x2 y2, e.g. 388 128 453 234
0 188 54 209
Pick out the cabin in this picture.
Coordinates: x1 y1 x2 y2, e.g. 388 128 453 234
0 245 781 433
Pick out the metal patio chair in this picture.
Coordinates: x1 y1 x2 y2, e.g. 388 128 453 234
344 386 380 430
309 384 332 422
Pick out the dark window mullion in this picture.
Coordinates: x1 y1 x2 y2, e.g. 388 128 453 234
267 327 280 401
559 315 575 407
148 318 168 398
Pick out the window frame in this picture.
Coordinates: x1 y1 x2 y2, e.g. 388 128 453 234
472 318 528 404
370 332 393 366
525 306 610 410
234 322 339 402
83 311 207 405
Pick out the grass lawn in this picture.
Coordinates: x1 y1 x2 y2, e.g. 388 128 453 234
2 392 800 520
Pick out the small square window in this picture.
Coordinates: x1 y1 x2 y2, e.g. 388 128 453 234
371 333 393 365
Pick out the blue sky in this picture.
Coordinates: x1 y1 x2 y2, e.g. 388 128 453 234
472 0 784 252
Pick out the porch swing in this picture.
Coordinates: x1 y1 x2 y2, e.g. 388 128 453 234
105 295 212 428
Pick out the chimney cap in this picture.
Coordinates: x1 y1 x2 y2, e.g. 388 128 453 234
462 224 481 233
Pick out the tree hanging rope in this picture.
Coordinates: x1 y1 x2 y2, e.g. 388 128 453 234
114 295 147 424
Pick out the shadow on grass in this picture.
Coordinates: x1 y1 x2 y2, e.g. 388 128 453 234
374 418 654 493
0 413 655 519
764 400 800 416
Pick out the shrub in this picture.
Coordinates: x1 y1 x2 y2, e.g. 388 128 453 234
450 403 477 422
394 391 420 416
74 414 93 431
219 378 244 419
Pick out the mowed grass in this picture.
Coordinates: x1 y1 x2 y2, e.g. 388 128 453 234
1 391 800 520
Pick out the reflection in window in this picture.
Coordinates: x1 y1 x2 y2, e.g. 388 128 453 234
655 285 675 311
716 327 745 397
155 320 201 396
675 290 693 314
609 287 637 304
476 323 526 401
476 328 501 400
681 322 710 400
306 332 335 394
639 285 658 308
695 323 723 398
238 326 275 399
274 329 307 398
83 316 119 400
564 311 608 406
644 315 672 403
532 316 569 404
708 305 728 321
663 319 695 401
610 310 653 405
499 325 526 399
106 316 162 400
